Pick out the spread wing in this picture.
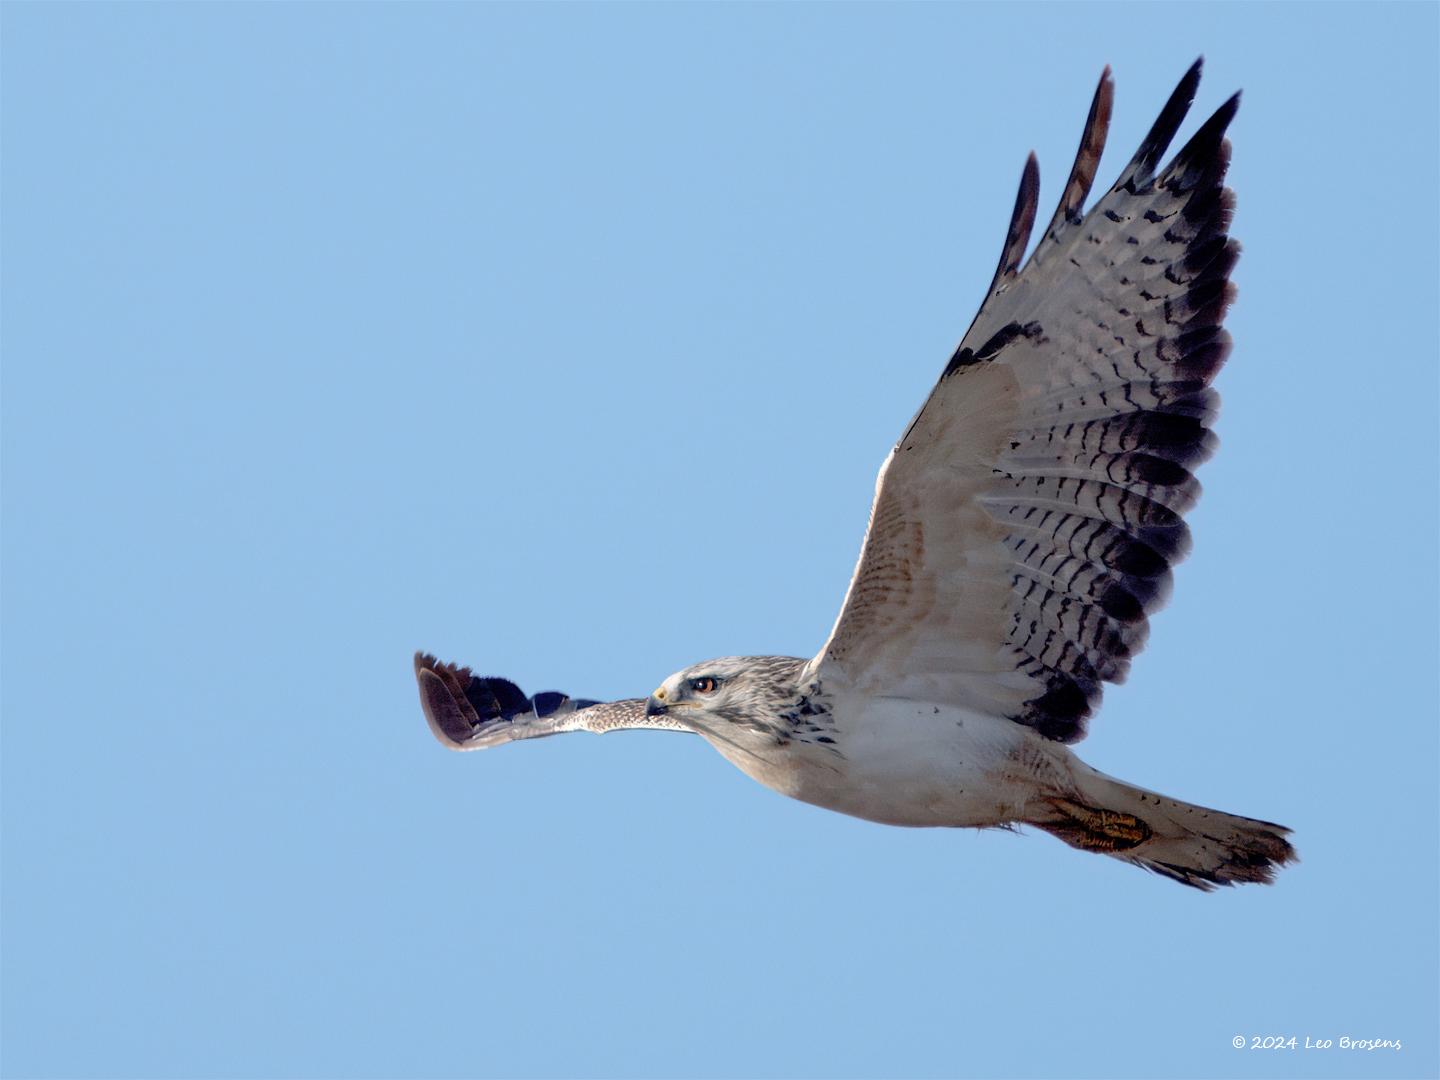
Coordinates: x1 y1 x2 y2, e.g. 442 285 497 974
811 60 1238 743
415 653 693 750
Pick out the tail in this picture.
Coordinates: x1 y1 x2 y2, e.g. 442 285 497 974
1029 764 1296 890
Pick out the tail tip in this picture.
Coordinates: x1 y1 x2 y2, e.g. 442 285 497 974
1139 822 1298 892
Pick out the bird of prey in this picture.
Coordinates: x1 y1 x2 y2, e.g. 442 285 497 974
416 60 1295 889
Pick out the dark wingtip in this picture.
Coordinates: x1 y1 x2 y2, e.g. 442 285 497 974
1041 65 1116 246
413 652 596 748
987 152 1040 296
1116 57 1204 192
1163 89 1241 193
415 652 482 748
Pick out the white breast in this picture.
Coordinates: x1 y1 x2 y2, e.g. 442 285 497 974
702 690 1040 829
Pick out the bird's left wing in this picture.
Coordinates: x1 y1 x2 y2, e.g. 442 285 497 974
811 61 1238 743
415 653 692 750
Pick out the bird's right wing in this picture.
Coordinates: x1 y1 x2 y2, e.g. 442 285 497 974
415 652 693 751
810 61 1238 743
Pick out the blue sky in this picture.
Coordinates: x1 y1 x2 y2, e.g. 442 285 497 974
3 4 1437 1079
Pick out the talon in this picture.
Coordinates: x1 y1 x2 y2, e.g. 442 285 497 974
1049 798 1151 851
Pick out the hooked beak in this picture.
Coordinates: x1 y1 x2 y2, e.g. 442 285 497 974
646 685 700 718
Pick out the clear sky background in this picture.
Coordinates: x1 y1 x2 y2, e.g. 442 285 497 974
3 4 1437 1079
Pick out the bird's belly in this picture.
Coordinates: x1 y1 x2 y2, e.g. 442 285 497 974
718 698 1033 828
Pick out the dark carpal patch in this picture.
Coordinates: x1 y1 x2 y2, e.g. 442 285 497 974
944 320 1046 377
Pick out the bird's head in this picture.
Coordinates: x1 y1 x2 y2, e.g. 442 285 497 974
645 655 806 729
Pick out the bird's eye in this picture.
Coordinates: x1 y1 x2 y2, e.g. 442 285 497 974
691 677 719 695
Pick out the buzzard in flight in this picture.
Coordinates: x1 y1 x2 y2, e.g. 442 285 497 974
416 60 1295 889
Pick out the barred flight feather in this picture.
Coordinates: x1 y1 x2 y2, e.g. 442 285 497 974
816 59 1241 743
